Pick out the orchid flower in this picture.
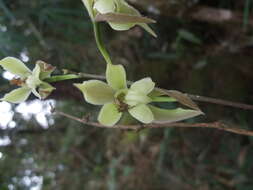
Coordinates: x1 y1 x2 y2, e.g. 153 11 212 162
0 57 55 103
81 0 157 37
74 64 203 126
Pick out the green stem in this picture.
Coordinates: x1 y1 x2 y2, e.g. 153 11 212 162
152 96 177 102
93 22 113 65
44 74 81 83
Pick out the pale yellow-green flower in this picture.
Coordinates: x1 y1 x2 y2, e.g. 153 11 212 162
81 0 157 37
74 64 203 126
0 57 55 103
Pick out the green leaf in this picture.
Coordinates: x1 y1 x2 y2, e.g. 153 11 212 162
149 105 203 123
106 64 127 90
1 87 31 104
130 77 155 95
98 103 122 126
129 104 154 124
0 57 31 78
74 80 115 105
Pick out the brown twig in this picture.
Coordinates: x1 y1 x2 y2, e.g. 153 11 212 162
54 110 253 137
187 94 253 111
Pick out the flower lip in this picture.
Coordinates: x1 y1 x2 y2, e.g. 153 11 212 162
114 89 127 100
25 75 42 89
10 78 25 86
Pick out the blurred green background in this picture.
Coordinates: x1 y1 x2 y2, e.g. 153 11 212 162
1 0 253 189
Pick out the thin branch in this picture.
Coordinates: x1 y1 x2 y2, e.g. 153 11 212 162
54 110 253 137
187 94 253 111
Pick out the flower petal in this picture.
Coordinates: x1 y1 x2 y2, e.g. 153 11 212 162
149 105 204 124
98 103 122 126
125 90 152 106
116 0 139 15
0 57 31 77
108 22 135 31
106 64 127 90
114 0 157 37
138 23 157 38
94 0 115 14
81 0 95 20
38 82 56 99
25 64 42 89
130 77 155 94
74 80 115 105
1 87 31 104
129 104 154 124
36 60 56 80
32 63 41 80
31 88 41 99
108 0 139 30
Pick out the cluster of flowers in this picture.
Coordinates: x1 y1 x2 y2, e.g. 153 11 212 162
0 0 203 126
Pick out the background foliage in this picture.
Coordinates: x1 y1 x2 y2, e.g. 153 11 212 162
0 0 253 189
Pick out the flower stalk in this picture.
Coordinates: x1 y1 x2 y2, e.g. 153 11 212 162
93 22 113 65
